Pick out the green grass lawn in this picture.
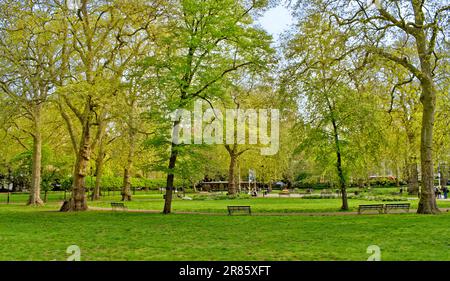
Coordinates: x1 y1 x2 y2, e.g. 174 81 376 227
2 190 450 214
87 197 450 213
0 204 449 261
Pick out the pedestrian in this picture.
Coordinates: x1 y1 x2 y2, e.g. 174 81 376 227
435 186 439 198
443 186 449 199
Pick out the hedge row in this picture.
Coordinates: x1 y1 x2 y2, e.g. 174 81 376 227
291 178 402 189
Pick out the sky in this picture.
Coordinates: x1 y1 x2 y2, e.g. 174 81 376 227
257 5 295 42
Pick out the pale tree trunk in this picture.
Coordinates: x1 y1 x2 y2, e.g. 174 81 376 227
92 121 107 201
27 104 44 206
406 131 419 195
439 163 448 188
121 101 137 201
92 145 105 200
395 165 400 187
228 154 237 195
121 136 135 201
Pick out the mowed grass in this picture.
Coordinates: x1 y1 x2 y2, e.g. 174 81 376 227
88 196 450 214
2 190 450 213
0 204 449 261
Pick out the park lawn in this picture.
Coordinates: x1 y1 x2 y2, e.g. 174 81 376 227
0 204 449 261
88 197 450 214
2 191 450 213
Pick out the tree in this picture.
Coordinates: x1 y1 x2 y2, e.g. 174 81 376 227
141 0 274 214
283 13 385 210
300 0 450 213
0 0 65 205
58 0 161 211
118 78 152 201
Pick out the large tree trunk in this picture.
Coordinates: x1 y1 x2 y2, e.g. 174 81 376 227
417 80 439 213
61 102 91 212
27 104 44 206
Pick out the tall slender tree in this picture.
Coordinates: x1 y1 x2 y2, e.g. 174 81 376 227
141 0 274 214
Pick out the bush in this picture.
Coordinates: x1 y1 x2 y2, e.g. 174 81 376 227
368 178 398 187
192 193 251 201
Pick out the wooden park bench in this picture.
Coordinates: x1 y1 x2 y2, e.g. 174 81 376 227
111 202 127 211
227 206 251 216
358 204 384 214
384 203 410 213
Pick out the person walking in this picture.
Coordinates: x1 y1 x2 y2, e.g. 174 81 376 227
435 186 440 198
443 186 449 199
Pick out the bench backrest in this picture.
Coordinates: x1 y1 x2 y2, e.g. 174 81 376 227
228 206 250 210
385 203 410 207
111 202 125 207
